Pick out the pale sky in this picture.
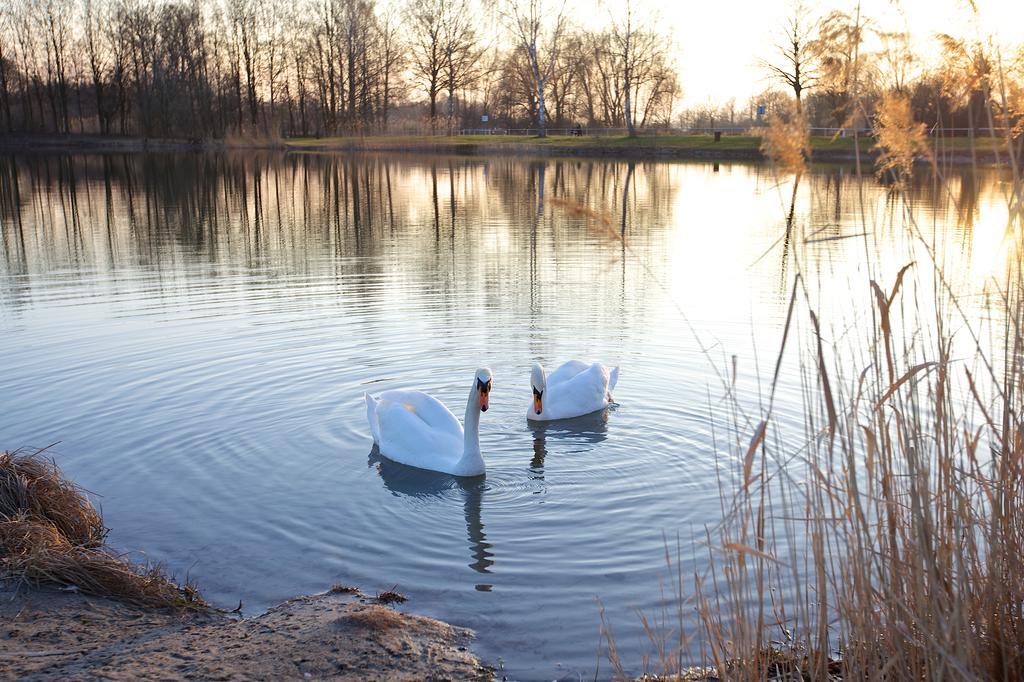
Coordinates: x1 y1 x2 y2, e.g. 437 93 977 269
394 0 1023 111
626 0 1024 107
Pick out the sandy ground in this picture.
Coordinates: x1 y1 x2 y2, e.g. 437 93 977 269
0 586 491 680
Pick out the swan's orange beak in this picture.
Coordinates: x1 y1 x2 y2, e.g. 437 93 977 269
532 389 543 415
477 379 491 412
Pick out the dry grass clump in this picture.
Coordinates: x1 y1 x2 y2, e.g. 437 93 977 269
329 583 360 594
1 448 204 609
341 605 407 631
375 587 408 605
758 107 810 175
0 448 105 547
873 93 931 184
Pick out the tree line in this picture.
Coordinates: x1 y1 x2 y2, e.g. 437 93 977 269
0 0 678 139
0 0 408 138
0 0 1020 141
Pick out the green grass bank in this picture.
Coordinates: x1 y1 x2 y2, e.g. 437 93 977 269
0 132 1014 164
281 133 1011 163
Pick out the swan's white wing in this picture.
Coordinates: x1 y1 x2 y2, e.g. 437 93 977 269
375 397 463 471
546 360 592 388
536 363 611 420
378 389 463 438
559 363 610 406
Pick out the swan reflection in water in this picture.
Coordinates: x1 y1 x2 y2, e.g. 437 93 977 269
527 409 611 477
369 448 494 581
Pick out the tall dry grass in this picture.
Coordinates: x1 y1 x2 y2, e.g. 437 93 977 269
758 104 811 176
604 46 1024 682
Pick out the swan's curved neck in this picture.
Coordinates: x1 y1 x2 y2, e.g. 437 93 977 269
460 384 483 464
462 387 481 455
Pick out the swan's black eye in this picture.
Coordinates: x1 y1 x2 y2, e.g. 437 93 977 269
532 388 543 398
477 379 491 394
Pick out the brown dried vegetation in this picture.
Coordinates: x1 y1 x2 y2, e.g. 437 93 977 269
0 448 205 609
873 93 931 183
759 107 810 175
340 605 408 632
375 588 408 605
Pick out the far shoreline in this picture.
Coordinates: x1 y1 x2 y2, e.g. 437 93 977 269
0 132 1016 166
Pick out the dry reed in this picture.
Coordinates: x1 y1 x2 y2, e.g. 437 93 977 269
605 39 1024 682
0 447 205 609
873 93 931 184
758 106 810 175
550 197 626 244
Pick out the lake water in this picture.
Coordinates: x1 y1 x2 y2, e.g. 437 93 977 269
0 152 1012 679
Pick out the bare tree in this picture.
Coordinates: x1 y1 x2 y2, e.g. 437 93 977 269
405 0 445 127
103 1 130 134
500 0 568 137
877 31 915 94
440 0 480 134
611 4 678 133
41 0 72 132
493 46 537 123
0 7 14 132
763 2 818 113
228 0 261 128
342 0 373 125
610 0 639 135
546 32 583 126
262 0 288 132
310 0 340 134
375 8 404 129
632 42 679 128
82 0 110 133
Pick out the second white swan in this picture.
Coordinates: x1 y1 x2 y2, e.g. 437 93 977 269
528 361 619 421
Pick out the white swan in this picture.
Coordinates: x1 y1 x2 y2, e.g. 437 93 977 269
528 361 619 421
365 368 492 477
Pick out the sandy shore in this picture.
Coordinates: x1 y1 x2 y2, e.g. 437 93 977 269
0 586 490 680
